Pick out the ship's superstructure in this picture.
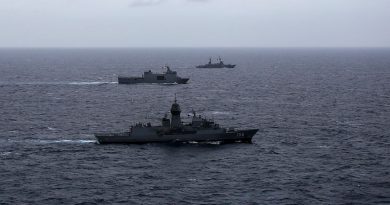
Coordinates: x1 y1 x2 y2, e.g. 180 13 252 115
170 97 182 128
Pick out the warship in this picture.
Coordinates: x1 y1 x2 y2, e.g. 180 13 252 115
118 66 189 84
196 57 236 68
95 97 258 144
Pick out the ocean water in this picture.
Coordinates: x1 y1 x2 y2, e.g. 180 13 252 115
0 48 389 204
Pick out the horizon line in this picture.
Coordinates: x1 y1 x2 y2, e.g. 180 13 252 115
1 46 390 49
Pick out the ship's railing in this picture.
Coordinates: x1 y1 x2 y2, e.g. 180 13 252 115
95 132 130 137
226 127 237 132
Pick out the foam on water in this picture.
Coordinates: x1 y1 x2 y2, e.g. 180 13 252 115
0 138 96 144
0 152 12 156
0 81 117 85
210 111 231 115
68 81 117 85
35 139 96 144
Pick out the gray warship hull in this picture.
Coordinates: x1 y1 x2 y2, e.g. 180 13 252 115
118 76 189 84
118 66 189 84
196 57 236 68
95 129 258 144
95 97 258 145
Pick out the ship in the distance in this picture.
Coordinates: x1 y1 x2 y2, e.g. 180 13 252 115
196 57 236 68
118 66 189 84
94 97 258 144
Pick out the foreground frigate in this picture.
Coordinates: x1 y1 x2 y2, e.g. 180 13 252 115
95 97 258 144
118 66 189 84
196 57 236 68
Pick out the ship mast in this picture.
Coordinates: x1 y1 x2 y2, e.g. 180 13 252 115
170 95 181 128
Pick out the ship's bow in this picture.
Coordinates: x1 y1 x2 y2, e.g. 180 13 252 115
240 129 259 143
178 78 189 84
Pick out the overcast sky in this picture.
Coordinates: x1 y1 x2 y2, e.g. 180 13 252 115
0 0 389 47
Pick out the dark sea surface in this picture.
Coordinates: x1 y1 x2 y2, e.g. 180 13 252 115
0 48 389 204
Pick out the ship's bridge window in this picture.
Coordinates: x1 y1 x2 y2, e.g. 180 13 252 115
157 76 165 80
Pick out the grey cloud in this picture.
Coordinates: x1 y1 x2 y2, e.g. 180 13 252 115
2 0 389 47
187 0 211 2
129 0 166 7
129 0 210 7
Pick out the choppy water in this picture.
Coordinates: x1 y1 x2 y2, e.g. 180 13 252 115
0 48 389 204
